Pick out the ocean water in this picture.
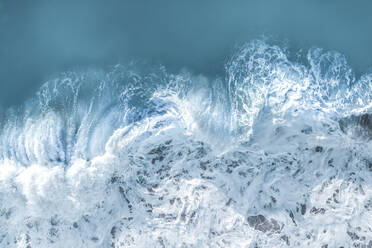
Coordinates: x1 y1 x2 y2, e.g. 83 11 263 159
1 40 372 247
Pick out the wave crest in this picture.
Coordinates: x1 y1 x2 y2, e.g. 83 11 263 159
1 40 372 247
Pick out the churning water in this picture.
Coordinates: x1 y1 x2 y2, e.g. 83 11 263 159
1 40 372 247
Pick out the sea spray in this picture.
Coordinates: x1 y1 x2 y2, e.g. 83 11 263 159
1 40 372 247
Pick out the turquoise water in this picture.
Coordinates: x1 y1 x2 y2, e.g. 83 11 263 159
1 0 372 108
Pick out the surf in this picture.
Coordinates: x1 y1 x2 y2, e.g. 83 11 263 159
1 40 372 247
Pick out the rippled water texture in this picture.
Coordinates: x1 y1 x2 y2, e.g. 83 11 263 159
1 41 372 247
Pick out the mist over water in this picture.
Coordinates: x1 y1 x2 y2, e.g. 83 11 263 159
1 1 372 248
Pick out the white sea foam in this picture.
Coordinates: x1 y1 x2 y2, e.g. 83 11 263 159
0 40 372 247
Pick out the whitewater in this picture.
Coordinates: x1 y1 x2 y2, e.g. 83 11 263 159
0 40 372 247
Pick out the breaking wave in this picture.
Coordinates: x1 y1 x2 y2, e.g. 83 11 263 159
1 40 372 247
